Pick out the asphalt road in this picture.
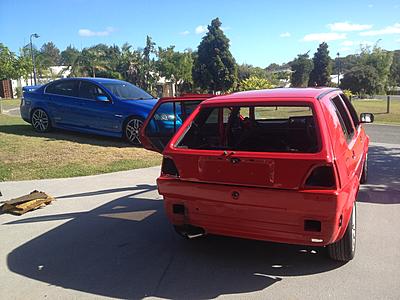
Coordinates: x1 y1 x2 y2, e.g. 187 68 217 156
0 124 399 299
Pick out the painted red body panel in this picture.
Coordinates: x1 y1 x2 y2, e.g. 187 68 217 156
144 88 370 247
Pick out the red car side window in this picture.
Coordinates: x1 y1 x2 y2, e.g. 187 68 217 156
331 96 356 143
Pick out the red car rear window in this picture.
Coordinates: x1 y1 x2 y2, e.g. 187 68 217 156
176 105 319 153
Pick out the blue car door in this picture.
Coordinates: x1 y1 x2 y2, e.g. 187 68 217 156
77 80 121 133
45 80 81 127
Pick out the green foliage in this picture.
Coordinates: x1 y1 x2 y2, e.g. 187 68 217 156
290 52 313 87
193 18 237 92
340 65 380 96
238 76 273 91
0 43 18 79
358 45 393 93
15 86 22 98
343 89 353 99
61 45 80 66
237 64 270 81
0 43 32 80
39 42 61 67
389 50 400 87
157 46 194 93
308 42 332 86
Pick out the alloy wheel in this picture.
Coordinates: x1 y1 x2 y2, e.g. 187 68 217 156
32 109 50 132
125 118 143 145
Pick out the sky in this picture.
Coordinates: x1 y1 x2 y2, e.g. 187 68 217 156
1 0 400 67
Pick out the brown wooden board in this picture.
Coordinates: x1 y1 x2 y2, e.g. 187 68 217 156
1 191 48 205
1 191 54 215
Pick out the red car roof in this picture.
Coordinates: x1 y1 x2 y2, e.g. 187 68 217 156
202 88 339 105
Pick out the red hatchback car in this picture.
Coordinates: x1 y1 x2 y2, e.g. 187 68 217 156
140 88 373 261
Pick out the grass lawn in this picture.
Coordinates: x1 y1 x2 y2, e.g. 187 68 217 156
352 99 400 124
0 114 161 181
0 98 21 111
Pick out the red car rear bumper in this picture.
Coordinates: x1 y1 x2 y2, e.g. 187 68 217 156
157 177 347 247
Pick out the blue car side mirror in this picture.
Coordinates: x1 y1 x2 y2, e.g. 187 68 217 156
96 95 109 102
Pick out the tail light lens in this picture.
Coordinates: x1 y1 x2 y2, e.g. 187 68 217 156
304 165 336 189
161 157 179 177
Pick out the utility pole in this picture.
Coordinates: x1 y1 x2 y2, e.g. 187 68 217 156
336 52 340 86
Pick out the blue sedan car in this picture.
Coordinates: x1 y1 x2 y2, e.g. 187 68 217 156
20 78 158 144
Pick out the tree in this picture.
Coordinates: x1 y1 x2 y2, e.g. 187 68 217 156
238 76 273 91
0 43 18 79
358 45 393 93
61 45 80 66
308 42 332 86
340 65 380 96
290 52 313 87
192 18 237 92
389 50 400 88
157 46 194 93
40 42 61 67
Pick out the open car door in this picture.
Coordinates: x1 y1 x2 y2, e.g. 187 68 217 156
140 94 214 153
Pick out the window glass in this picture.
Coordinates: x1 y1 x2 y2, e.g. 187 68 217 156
331 96 355 141
255 106 312 120
145 102 183 137
339 94 359 127
102 82 152 100
177 105 319 153
181 101 201 121
46 80 78 97
79 81 109 100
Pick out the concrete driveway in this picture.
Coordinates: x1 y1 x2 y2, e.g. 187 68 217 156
0 125 399 299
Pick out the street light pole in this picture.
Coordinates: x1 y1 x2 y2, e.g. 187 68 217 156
336 52 340 86
30 33 40 86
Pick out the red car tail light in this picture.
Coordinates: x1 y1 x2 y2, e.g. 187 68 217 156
304 165 336 189
161 157 179 177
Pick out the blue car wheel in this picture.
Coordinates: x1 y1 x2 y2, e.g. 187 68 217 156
124 116 144 145
31 108 51 133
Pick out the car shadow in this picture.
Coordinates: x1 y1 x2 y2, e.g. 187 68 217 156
0 123 134 148
358 145 400 204
6 185 344 299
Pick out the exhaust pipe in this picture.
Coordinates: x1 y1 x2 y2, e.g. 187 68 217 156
174 225 206 239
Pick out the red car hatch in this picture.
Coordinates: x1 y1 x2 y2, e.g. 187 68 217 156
140 94 215 153
162 100 334 190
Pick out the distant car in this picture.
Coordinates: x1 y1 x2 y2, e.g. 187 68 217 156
141 88 374 262
20 78 157 144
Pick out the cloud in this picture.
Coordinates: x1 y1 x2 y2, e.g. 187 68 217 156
339 47 351 52
195 25 207 34
180 30 190 36
78 27 115 37
221 26 231 31
280 32 291 38
359 40 374 46
302 32 347 42
360 23 400 36
368 4 373 8
328 22 372 32
341 40 354 46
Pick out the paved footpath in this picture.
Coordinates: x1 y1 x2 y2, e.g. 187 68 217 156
0 130 399 299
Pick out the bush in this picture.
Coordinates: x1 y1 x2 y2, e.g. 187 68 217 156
343 89 353 99
238 76 274 91
15 86 22 98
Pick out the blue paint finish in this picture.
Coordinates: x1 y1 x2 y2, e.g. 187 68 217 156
21 78 157 139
